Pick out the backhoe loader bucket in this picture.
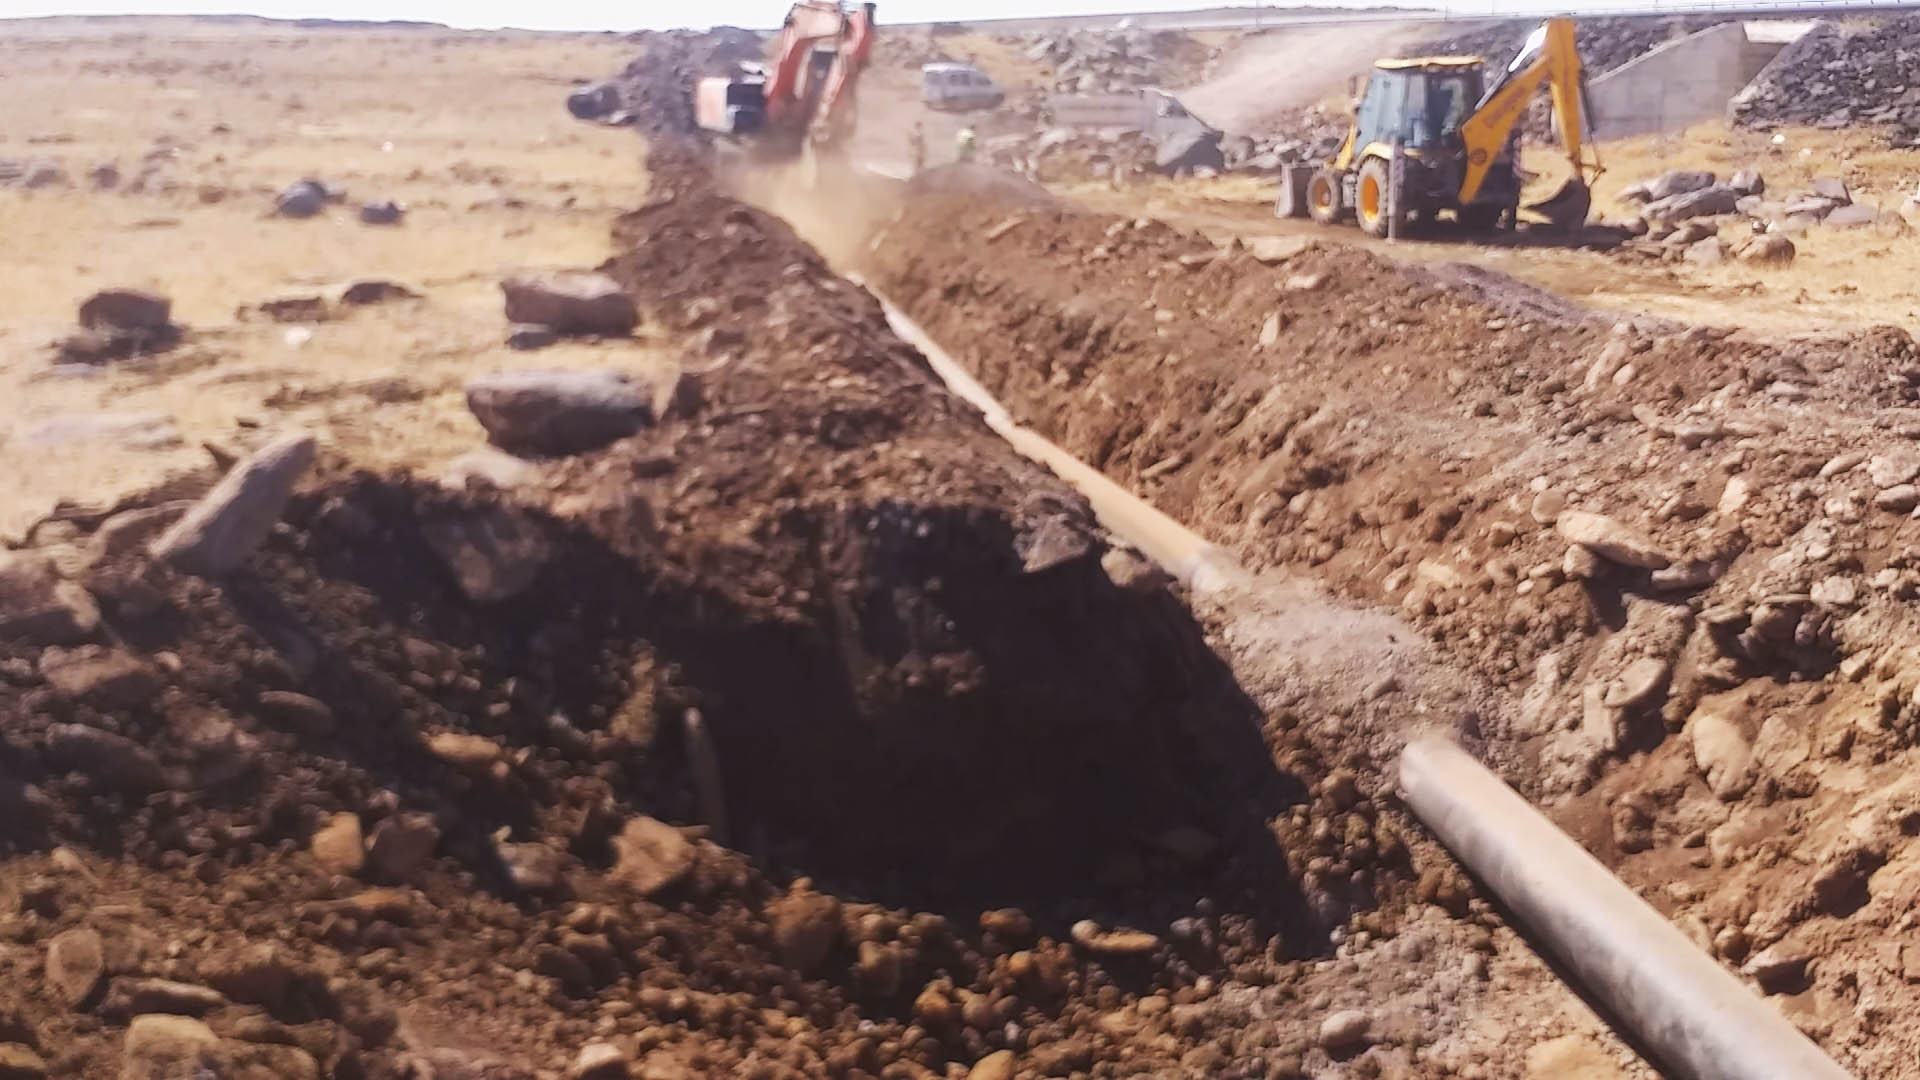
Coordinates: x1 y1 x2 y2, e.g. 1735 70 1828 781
1526 177 1591 231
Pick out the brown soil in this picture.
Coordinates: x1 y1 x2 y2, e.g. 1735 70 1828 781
22 15 1920 1080
857 183 1920 1076
0 27 1471 1080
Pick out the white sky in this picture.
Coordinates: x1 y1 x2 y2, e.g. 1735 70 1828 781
4 0 1604 33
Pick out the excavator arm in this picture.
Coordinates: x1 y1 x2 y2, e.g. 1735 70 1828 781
765 2 852 123
764 1 874 144
810 2 874 145
1457 18 1598 226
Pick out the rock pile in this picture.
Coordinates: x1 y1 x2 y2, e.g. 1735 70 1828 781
1409 15 1729 79
1613 167 1904 265
992 103 1340 183
1017 28 1220 94
1730 15 1920 144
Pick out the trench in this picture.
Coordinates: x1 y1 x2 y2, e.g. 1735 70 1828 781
868 288 1239 595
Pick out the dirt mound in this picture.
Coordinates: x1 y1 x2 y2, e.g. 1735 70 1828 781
1409 15 1729 78
857 190 1917 788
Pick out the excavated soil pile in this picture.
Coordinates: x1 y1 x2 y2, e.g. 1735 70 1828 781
0 29 1446 1080
861 187 1920 1074
860 193 1920 785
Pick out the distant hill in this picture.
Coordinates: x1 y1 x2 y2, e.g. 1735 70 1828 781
0 13 453 31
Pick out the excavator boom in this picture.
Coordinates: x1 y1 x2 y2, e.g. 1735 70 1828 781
693 1 875 166
1457 18 1597 228
765 1 871 126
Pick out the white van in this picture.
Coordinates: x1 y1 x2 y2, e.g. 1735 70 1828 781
921 62 1005 113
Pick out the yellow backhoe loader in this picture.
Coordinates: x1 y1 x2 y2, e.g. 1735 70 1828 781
1277 18 1600 236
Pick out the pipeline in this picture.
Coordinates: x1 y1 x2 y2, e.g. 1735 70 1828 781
1399 736 1853 1080
869 273 1842 1077
870 289 1239 594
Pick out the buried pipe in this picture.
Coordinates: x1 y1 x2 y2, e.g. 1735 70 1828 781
1398 736 1852 1080
867 288 1239 594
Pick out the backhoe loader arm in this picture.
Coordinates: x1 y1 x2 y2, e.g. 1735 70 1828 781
1456 18 1590 206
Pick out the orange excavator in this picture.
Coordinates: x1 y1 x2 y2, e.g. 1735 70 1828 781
694 2 877 171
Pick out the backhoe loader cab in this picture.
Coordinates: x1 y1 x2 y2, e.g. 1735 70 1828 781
1278 17 1599 237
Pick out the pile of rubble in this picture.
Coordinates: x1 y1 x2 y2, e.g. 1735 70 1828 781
985 121 1326 184
1014 28 1221 94
1612 166 1908 266
1730 14 1920 145
1408 15 1730 78
1241 104 1349 167
877 27 1217 98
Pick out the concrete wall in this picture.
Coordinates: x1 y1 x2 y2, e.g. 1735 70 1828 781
1588 22 1786 139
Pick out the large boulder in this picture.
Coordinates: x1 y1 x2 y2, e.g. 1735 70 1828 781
1738 231 1796 265
79 288 171 332
1824 202 1880 228
1620 168 1715 204
499 271 637 336
464 370 652 454
1642 184 1740 224
1809 176 1851 204
358 200 405 225
1153 128 1224 175
1556 510 1672 569
566 82 622 120
274 179 330 218
150 433 318 576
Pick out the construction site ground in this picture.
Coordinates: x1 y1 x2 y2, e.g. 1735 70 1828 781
5 16 1920 1080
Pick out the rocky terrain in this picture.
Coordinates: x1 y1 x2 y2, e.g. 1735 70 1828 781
0 18 1607 1080
14 9 1920 1080
856 179 1920 1079
1408 15 1730 79
1731 13 1920 146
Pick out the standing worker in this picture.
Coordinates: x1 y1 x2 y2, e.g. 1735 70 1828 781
908 120 926 175
955 125 977 165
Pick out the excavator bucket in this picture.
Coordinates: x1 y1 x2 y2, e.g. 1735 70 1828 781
1526 177 1591 231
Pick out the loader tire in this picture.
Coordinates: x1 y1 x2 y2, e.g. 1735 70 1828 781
1306 168 1344 225
1356 157 1393 238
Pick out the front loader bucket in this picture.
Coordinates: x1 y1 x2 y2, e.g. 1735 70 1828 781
1526 177 1591 231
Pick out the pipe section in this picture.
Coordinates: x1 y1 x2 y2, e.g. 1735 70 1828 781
872 291 1238 593
1398 736 1852 1080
